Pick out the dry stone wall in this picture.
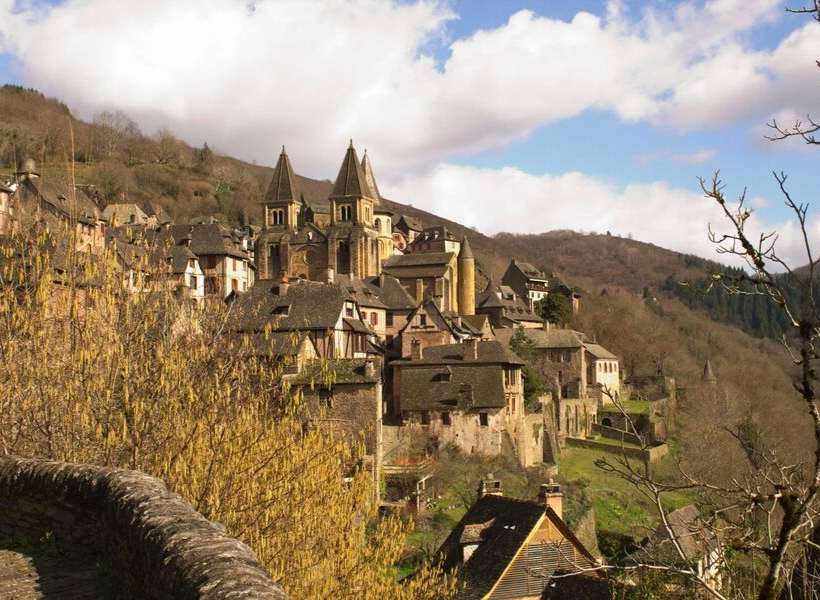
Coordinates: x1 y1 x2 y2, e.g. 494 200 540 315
0 455 286 600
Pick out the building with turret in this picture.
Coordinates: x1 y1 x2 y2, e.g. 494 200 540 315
255 143 385 283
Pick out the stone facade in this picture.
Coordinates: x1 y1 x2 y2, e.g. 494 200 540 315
0 456 285 600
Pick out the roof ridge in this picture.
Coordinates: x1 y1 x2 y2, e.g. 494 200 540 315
263 146 300 205
330 142 370 199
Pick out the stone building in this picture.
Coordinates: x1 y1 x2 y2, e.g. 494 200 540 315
392 214 423 251
501 259 550 309
476 281 543 329
101 203 151 227
390 340 533 464
436 477 608 599
585 342 621 401
168 223 253 298
286 357 383 495
255 143 385 282
229 278 375 360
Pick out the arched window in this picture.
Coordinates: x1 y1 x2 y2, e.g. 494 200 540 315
602 417 612 428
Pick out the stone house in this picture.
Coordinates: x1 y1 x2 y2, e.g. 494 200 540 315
476 282 543 329
229 279 375 360
168 223 252 299
501 259 550 310
398 299 459 359
255 144 386 282
286 357 383 496
101 203 150 227
392 214 423 250
13 161 106 255
390 340 531 464
585 343 621 402
436 477 608 599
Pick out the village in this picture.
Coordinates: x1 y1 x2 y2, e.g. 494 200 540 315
1 144 722 598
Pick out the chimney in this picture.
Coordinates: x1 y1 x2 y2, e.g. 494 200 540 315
463 338 478 361
477 474 503 498
411 339 423 361
414 278 424 303
536 480 563 519
278 272 289 296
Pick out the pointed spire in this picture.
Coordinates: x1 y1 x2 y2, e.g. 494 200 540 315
459 236 474 260
361 149 381 200
263 146 299 204
702 359 717 383
330 141 369 199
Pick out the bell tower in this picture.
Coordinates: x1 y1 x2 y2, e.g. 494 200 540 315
261 146 301 231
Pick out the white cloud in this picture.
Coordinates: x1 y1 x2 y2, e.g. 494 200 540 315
0 0 817 177
384 163 820 269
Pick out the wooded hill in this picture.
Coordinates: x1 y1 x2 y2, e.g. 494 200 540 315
1 84 811 470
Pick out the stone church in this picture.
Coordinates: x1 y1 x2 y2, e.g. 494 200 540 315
255 142 394 283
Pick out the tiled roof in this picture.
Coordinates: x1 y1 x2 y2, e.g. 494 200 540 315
513 259 547 280
361 150 381 200
392 340 524 366
330 142 370 199
23 178 100 224
230 279 360 332
584 343 617 360
495 328 584 350
168 223 248 260
395 364 505 410
336 274 388 310
439 496 603 600
288 358 380 385
394 214 424 232
101 203 148 225
364 275 417 310
476 284 542 323
263 147 299 205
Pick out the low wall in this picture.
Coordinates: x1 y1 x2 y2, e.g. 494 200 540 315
591 423 643 446
565 438 669 465
0 455 286 600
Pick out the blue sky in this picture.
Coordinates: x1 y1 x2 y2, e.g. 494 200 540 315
1 0 818 264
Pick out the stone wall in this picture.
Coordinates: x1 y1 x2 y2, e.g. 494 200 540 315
565 437 669 465
0 455 286 600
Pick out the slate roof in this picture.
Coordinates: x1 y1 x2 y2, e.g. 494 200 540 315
494 328 584 350
238 331 314 359
336 274 388 310
459 236 474 259
363 275 417 310
22 178 101 224
263 147 299 205
394 214 424 232
584 343 617 360
168 223 248 260
541 572 614 599
512 259 547 280
460 314 491 334
361 150 381 200
476 283 542 323
101 203 149 226
230 279 365 333
288 358 380 385
330 142 370 199
395 364 506 410
141 201 173 225
392 340 524 366
438 496 603 600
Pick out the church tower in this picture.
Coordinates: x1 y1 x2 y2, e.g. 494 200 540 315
328 141 380 278
261 146 301 231
458 236 475 315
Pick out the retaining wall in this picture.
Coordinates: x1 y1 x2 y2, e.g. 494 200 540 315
0 455 286 599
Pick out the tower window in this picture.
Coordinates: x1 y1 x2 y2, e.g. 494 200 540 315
339 205 353 221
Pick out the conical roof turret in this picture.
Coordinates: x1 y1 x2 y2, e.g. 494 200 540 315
361 149 381 200
330 140 369 199
702 359 717 383
459 236 474 260
263 146 299 204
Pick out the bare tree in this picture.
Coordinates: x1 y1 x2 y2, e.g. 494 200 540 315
587 5 820 599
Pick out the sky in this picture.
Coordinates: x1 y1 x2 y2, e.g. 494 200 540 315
0 0 818 267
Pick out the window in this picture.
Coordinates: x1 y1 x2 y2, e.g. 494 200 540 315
339 205 352 221
231 278 238 291
319 389 333 409
270 208 285 226
345 305 354 318
386 313 394 327
371 312 379 325
188 259 196 269
375 217 381 231
441 412 451 426
419 314 427 327
421 411 430 425
479 412 489 427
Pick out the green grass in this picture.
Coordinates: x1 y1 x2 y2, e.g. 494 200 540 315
580 435 643 450
600 398 653 415
557 446 694 545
